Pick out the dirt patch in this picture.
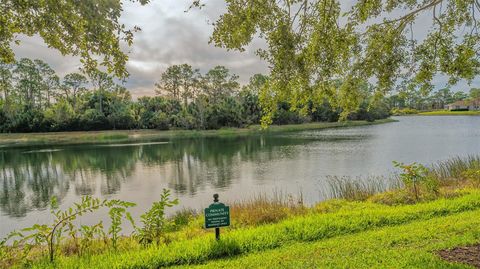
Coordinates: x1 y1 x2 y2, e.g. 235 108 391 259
438 244 480 268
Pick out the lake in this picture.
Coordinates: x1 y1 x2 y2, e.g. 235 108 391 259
1 116 480 237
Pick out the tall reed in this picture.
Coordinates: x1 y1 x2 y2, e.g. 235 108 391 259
230 190 305 227
326 175 398 201
429 155 480 183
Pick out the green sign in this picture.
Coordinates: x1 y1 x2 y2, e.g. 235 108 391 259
204 202 230 229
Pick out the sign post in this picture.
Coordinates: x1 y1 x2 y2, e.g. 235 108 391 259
204 194 230 240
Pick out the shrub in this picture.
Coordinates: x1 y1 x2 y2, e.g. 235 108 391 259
3 196 136 264
137 189 179 244
44 100 76 130
391 108 419 115
393 161 439 201
151 111 170 130
461 169 480 187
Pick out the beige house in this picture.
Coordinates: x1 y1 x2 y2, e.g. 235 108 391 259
446 98 480 111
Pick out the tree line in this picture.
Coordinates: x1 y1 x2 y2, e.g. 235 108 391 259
387 87 480 111
0 59 389 133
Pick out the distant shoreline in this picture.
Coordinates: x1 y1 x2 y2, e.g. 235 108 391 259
417 110 480 116
0 119 396 148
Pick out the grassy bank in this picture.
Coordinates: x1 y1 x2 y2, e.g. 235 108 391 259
23 192 480 269
182 208 480 268
3 155 480 269
0 119 395 148
418 110 480 116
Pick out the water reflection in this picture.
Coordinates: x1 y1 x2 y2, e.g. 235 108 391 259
3 116 480 237
0 135 315 218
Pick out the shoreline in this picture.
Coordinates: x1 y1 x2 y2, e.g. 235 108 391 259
417 111 480 116
0 118 396 148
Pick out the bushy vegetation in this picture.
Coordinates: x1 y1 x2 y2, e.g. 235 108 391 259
0 61 390 133
391 107 419 115
328 156 480 205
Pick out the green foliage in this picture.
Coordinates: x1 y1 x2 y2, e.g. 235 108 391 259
137 189 179 244
106 200 136 250
0 0 150 78
201 0 480 126
44 100 76 130
78 222 105 256
0 60 390 133
3 196 136 263
391 107 419 115
393 161 438 201
470 88 480 99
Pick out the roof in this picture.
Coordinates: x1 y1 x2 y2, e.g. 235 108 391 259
448 98 480 106
449 100 469 106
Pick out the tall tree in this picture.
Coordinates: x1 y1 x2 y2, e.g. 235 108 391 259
35 59 59 108
0 63 13 101
89 70 115 114
1 0 150 78
470 88 480 99
179 64 201 106
453 91 469 101
201 66 239 103
155 65 183 101
203 0 480 126
13 58 42 107
62 73 88 110
243 74 268 94
155 64 200 106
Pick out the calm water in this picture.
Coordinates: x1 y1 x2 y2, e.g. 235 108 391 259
1 116 480 236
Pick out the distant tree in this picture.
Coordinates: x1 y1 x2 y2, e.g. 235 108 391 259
1 0 150 78
13 58 43 107
452 91 469 102
201 66 239 103
470 88 480 99
89 70 115 114
179 64 201 106
155 64 200 106
62 73 88 110
156 65 182 100
0 63 13 101
243 74 268 94
35 59 59 108
240 74 267 124
44 100 76 130
435 88 454 106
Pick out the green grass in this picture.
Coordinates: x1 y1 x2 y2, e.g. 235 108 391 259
0 119 395 148
28 191 480 269
418 110 480 116
181 209 480 269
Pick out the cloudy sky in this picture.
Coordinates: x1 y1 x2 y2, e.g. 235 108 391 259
11 0 476 97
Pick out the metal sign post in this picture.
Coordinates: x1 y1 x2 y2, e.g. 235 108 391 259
204 193 230 240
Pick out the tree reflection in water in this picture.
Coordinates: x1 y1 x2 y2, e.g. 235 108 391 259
0 135 312 218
